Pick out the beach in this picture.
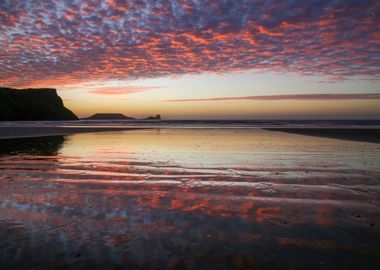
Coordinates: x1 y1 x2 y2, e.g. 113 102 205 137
266 128 380 143
1 120 380 143
0 127 379 269
0 126 145 139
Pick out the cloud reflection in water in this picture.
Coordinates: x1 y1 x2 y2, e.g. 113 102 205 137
0 129 379 269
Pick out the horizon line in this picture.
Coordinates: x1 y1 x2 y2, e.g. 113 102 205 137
161 93 380 102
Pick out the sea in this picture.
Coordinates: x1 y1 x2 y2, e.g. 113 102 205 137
1 119 380 128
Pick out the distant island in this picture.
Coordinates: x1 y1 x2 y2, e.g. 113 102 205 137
142 114 161 120
84 113 135 120
0 88 78 121
84 113 161 121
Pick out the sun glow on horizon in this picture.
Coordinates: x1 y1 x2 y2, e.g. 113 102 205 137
56 72 380 119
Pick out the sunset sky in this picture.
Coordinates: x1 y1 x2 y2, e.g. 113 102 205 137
1 0 379 119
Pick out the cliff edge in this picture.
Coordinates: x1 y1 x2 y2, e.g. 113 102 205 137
0 88 78 121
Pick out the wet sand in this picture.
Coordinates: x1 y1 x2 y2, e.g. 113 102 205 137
266 128 380 143
0 126 145 139
0 129 379 269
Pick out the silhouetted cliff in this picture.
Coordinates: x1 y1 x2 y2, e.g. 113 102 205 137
143 114 161 120
83 113 161 120
0 88 78 121
84 113 135 120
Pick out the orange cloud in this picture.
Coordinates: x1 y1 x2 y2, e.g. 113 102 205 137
0 0 379 89
89 86 160 95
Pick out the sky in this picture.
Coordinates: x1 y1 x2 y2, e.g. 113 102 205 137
1 0 380 119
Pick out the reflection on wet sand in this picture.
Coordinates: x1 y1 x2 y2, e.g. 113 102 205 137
0 135 65 155
0 129 379 269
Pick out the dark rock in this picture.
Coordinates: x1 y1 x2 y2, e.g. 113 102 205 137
84 113 135 120
143 114 161 120
0 87 78 121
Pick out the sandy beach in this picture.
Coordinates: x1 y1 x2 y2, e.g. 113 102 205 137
266 128 380 143
0 126 146 139
0 128 379 269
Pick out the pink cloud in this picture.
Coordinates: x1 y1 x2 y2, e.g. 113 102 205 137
88 86 160 95
0 0 379 89
162 93 380 102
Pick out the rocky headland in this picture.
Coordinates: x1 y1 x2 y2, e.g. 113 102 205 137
0 88 78 121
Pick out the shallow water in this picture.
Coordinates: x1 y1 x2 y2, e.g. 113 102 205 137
1 119 380 128
0 129 379 269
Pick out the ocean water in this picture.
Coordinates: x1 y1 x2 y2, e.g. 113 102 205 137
1 119 380 128
0 128 379 269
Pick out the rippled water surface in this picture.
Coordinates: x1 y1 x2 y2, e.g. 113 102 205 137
0 129 379 269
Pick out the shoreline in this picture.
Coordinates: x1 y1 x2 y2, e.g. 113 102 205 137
0 126 379 144
266 128 380 143
0 126 146 139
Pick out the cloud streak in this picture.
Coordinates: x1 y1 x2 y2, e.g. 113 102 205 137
0 0 379 88
162 93 380 102
88 86 160 95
